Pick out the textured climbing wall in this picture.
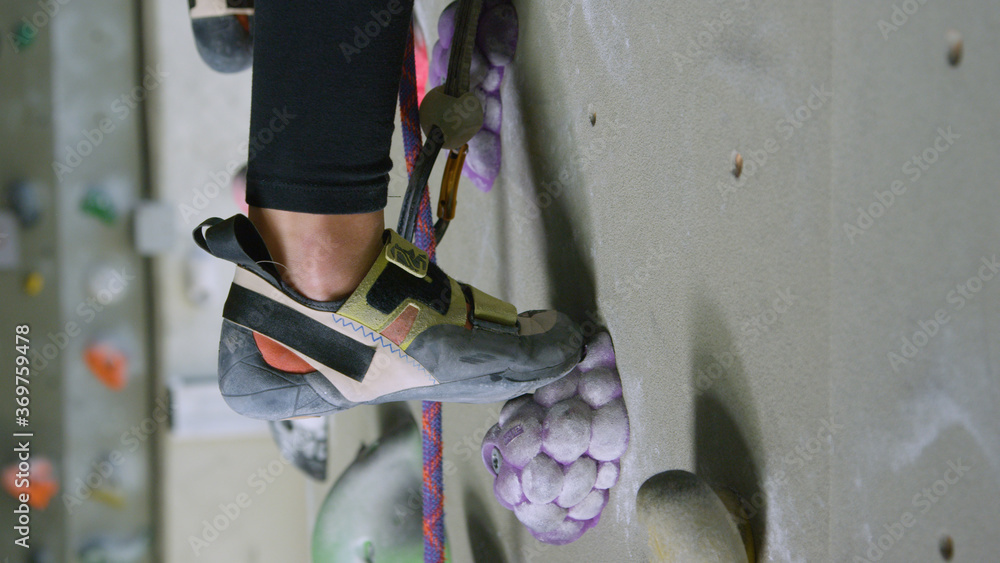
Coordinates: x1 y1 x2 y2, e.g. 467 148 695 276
138 0 1000 561
828 3 1000 562
425 0 1000 561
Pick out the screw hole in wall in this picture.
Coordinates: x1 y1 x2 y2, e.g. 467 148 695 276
946 30 962 67
939 534 954 560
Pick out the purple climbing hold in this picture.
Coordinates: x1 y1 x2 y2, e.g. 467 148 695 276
429 0 518 192
534 371 580 408
578 366 623 408
496 402 543 468
556 457 597 508
515 501 567 534
594 460 620 490
521 453 565 504
429 41 448 88
470 50 489 88
588 397 630 462
498 394 534 427
541 398 592 464
481 66 504 94
481 93 503 134
493 463 525 510
477 3 519 67
437 3 457 50
480 332 629 545
465 129 502 190
535 518 585 546
567 488 608 521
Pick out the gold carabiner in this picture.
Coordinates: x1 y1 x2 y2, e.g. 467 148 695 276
437 144 468 222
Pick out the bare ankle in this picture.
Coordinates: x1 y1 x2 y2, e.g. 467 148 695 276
248 207 385 302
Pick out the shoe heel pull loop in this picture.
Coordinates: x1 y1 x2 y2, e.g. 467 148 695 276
192 215 282 287
192 217 224 253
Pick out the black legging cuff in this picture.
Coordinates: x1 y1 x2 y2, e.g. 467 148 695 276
246 177 387 214
245 0 412 215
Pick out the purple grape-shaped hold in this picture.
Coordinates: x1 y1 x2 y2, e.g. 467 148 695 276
578 366 623 408
481 93 503 134
541 398 592 464
480 332 629 546
534 371 580 407
498 394 534 427
493 462 524 510
469 50 489 88
429 0 518 192
588 397 630 462
481 66 504 94
429 42 448 88
465 130 501 188
437 3 457 49
556 457 597 508
476 3 519 66
521 453 564 504
594 460 620 490
577 332 616 372
535 518 585 546
498 405 543 468
567 488 609 521
515 501 567 534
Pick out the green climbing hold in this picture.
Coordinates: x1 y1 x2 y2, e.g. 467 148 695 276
80 188 117 225
11 21 37 51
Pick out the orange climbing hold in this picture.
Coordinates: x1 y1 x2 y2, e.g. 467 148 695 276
83 343 129 391
3 458 59 510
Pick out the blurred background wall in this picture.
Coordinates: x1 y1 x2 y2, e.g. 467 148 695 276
0 0 998 561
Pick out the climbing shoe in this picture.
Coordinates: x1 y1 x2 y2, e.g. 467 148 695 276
189 0 254 73
193 214 583 420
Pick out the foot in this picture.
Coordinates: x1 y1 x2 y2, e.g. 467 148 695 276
193 213 583 420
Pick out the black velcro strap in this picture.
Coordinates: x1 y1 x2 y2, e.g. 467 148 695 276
224 284 374 382
193 215 282 287
367 261 452 316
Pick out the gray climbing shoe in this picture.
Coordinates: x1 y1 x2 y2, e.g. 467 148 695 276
194 214 583 420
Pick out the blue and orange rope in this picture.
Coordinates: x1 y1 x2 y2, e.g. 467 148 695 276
399 23 446 563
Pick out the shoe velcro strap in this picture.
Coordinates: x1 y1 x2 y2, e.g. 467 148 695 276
224 284 375 382
193 215 282 287
468 285 517 327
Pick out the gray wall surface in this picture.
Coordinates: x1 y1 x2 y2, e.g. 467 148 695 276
141 0 1000 561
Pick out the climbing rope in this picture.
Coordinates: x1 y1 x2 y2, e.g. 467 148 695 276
399 23 446 563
